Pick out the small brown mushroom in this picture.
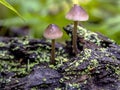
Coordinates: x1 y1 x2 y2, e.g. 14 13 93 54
65 4 89 54
43 24 63 64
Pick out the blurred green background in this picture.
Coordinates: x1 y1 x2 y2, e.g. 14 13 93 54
0 0 120 44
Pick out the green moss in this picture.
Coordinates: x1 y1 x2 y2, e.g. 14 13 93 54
59 78 64 83
55 88 62 90
0 42 6 47
89 59 99 68
111 66 120 78
31 87 37 90
77 26 101 46
66 83 80 89
0 50 14 60
66 25 103 46
42 77 47 82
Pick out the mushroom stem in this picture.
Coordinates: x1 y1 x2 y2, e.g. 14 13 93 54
73 21 78 54
51 39 55 64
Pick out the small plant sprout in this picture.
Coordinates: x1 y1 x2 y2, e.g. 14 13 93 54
65 4 89 54
43 24 63 64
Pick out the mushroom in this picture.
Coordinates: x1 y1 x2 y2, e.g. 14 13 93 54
65 4 89 54
43 24 63 64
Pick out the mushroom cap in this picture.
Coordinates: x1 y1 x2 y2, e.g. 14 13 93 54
65 4 89 21
43 24 63 39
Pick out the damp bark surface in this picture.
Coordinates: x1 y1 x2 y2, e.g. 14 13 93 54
0 25 120 90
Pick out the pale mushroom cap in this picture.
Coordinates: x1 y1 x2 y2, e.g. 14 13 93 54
65 4 89 21
43 24 63 39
